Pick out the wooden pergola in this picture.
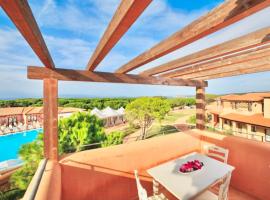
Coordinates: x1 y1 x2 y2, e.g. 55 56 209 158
1 0 270 161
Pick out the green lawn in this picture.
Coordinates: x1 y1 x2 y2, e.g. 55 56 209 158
146 109 195 138
112 110 195 140
146 124 179 139
161 112 187 124
162 109 195 123
121 126 140 136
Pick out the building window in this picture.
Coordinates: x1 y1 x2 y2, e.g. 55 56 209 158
237 123 242 133
234 102 250 112
265 129 270 142
248 103 252 112
8 117 13 123
251 125 256 132
207 114 212 122
237 123 242 129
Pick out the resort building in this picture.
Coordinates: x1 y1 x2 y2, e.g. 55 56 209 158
0 107 83 134
58 107 85 119
207 93 270 142
90 107 125 127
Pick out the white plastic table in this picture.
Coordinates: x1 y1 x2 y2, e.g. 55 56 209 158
147 152 234 200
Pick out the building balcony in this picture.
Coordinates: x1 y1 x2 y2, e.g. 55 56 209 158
23 130 270 200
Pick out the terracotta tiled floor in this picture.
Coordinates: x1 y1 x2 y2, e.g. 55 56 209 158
158 185 258 200
144 168 259 200
209 186 258 200
228 187 259 200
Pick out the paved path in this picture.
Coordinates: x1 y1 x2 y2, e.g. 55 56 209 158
123 129 141 143
123 109 195 143
173 113 194 132
105 123 128 135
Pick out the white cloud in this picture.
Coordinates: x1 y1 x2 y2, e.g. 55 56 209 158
95 0 209 72
0 28 93 69
131 7 270 74
97 35 158 72
0 28 41 66
32 0 117 37
58 81 194 98
45 35 93 68
0 64 42 99
207 71 270 94
0 0 270 98
135 0 209 34
87 0 120 16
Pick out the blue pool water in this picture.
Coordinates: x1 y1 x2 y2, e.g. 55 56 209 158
0 129 42 162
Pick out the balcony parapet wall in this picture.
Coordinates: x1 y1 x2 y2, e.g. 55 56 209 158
197 130 270 200
60 132 201 200
24 130 270 200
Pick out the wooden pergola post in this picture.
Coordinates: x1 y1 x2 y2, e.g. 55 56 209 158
43 78 58 160
196 86 206 130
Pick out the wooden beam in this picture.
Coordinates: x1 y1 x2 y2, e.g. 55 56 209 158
173 43 270 79
43 78 58 160
195 63 270 80
27 66 208 87
182 51 270 79
148 27 270 77
115 0 270 74
196 86 206 130
86 0 152 71
1 0 55 68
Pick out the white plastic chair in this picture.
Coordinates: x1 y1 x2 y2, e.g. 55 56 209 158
206 145 229 188
194 172 231 200
206 145 229 163
134 170 168 200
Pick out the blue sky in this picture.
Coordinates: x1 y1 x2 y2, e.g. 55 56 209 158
0 0 270 99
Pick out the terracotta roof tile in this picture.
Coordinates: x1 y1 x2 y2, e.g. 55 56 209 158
0 107 25 116
220 92 270 102
220 113 270 128
59 107 83 113
0 107 83 117
206 105 221 115
25 107 43 114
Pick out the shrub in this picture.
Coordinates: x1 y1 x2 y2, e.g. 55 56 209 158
168 98 196 108
10 133 43 191
186 115 196 124
9 112 123 198
102 131 124 147
0 189 24 200
58 112 106 153
125 97 171 139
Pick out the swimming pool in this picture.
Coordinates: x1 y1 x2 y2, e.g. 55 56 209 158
0 129 42 162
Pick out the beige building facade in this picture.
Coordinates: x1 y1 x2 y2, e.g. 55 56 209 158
0 107 83 135
207 93 270 142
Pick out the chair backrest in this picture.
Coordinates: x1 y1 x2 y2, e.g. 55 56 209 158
218 173 231 200
134 170 148 200
206 145 229 163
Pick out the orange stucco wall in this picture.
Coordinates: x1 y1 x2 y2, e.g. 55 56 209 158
23 160 61 200
60 132 201 200
29 130 270 200
199 131 270 200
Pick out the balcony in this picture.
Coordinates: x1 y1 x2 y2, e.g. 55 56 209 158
23 130 270 200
